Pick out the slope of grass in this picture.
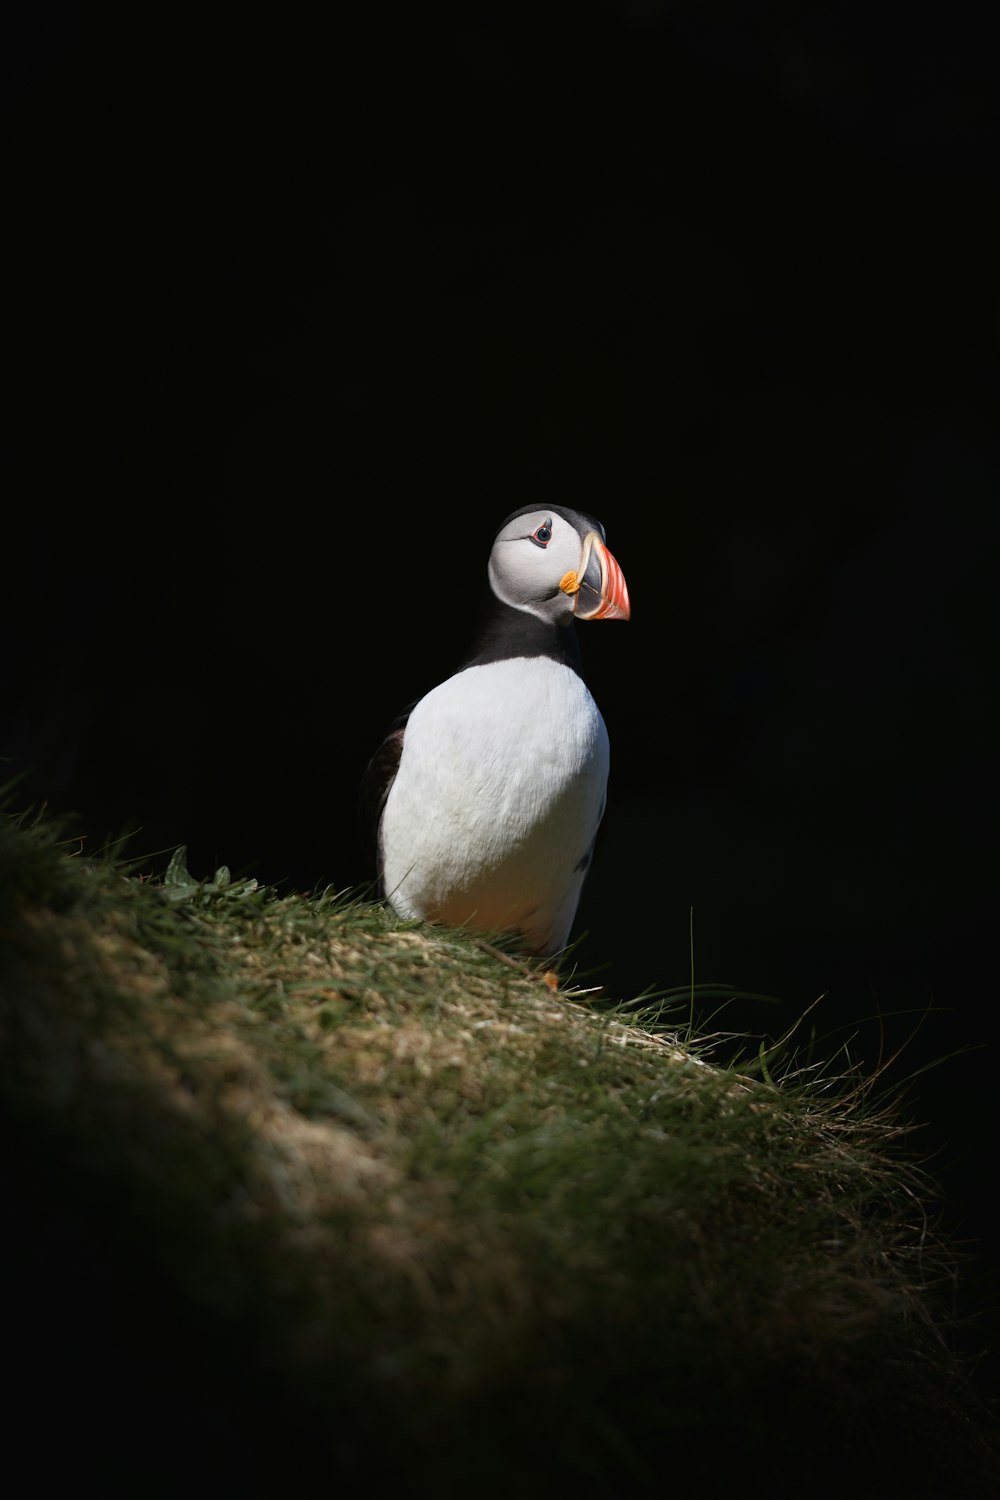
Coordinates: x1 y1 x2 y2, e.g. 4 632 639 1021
1 798 997 1497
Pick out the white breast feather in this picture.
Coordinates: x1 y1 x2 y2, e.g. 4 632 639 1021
380 657 609 955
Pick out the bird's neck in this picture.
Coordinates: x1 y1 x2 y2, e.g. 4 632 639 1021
459 599 583 677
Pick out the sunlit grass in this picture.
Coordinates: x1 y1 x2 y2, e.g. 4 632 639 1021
1 791 997 1497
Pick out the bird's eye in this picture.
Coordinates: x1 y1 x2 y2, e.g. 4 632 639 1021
530 520 553 548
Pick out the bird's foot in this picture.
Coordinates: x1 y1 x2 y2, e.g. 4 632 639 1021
473 938 561 990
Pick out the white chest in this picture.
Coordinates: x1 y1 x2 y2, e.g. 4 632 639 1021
379 656 610 949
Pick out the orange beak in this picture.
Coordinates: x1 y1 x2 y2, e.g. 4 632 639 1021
565 532 631 621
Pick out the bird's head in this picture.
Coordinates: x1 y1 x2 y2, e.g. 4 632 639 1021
488 506 630 627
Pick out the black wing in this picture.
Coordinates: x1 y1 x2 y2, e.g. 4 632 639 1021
359 702 415 893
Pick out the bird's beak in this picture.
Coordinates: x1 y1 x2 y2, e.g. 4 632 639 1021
561 532 631 620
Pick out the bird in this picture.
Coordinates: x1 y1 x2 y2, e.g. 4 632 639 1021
361 505 630 962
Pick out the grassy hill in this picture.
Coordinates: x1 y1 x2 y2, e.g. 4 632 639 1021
1 798 997 1497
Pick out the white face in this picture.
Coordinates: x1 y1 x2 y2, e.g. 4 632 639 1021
488 509 590 624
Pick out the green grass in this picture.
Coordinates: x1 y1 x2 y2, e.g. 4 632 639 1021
1 794 997 1497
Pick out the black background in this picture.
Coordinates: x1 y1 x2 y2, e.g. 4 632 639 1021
5 1 998 1403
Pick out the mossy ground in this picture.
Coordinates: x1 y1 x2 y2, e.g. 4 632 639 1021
1 800 997 1497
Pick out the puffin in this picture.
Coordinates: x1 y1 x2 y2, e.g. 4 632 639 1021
361 505 630 960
